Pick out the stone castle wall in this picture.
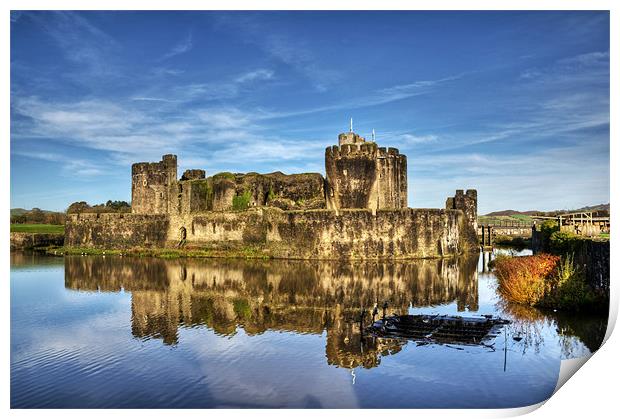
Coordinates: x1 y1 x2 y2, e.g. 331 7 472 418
165 171 326 215
10 232 64 250
65 213 169 248
65 205 478 260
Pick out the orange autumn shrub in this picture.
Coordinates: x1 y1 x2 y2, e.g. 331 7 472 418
494 254 560 306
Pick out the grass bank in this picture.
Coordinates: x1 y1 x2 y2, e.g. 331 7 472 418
11 224 65 234
46 245 272 260
493 235 531 248
494 253 601 312
478 214 533 225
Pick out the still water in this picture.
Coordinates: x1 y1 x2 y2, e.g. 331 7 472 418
11 250 607 408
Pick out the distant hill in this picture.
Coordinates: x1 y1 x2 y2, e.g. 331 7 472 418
485 209 539 217
484 203 609 217
11 208 58 216
10 208 29 216
574 203 610 212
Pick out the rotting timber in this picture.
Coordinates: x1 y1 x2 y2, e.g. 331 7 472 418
366 314 510 347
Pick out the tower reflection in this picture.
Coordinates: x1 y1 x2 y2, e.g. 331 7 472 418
65 256 479 367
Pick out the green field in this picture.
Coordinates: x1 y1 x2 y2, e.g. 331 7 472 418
478 214 534 225
10 224 65 234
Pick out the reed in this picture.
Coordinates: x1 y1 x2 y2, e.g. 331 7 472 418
494 254 559 306
494 253 598 311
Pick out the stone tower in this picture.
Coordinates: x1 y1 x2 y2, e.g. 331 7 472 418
445 189 478 233
131 154 177 214
446 189 478 247
325 131 407 212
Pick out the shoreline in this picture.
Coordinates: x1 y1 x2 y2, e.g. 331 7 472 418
10 232 64 251
43 245 474 261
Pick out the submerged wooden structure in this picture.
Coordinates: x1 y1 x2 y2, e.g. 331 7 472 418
366 314 510 346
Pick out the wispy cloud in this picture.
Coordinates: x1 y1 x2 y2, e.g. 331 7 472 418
519 50 609 84
557 51 609 67
159 33 193 61
376 75 462 103
12 150 105 177
130 97 179 103
260 35 340 91
399 134 439 145
252 74 462 121
152 67 185 77
235 69 274 83
10 12 610 212
215 14 341 91
410 140 609 212
26 11 120 78
11 96 326 174
10 11 23 23
130 68 277 104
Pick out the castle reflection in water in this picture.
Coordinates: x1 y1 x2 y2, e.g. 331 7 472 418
64 255 480 369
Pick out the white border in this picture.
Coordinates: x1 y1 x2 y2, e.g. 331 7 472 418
3 1 617 418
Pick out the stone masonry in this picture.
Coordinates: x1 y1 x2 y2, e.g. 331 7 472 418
66 130 479 259
325 132 407 212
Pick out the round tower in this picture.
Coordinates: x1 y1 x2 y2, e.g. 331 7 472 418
325 132 407 212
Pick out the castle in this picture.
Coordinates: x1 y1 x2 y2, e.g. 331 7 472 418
129 130 408 215
65 130 479 259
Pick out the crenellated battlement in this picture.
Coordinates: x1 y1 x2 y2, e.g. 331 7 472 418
326 142 380 158
338 132 366 146
325 142 405 159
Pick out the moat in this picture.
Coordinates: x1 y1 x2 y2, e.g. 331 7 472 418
10 249 606 408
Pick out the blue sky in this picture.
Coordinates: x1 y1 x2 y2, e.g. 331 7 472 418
10 11 610 214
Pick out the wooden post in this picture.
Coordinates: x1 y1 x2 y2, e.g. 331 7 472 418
487 226 493 248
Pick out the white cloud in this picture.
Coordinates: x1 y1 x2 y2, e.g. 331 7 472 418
250 74 462 122
130 97 179 103
557 51 609 67
518 50 609 84
195 108 254 130
26 11 120 78
214 15 341 91
11 96 328 173
235 69 274 83
410 142 609 214
12 150 106 177
399 134 439 145
376 75 462 103
159 33 193 61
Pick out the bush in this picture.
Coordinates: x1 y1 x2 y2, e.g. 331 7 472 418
495 253 599 311
232 190 252 211
534 219 560 251
545 254 597 310
213 172 236 181
493 235 530 248
10 208 65 225
495 254 559 306
549 230 586 254
67 200 131 214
